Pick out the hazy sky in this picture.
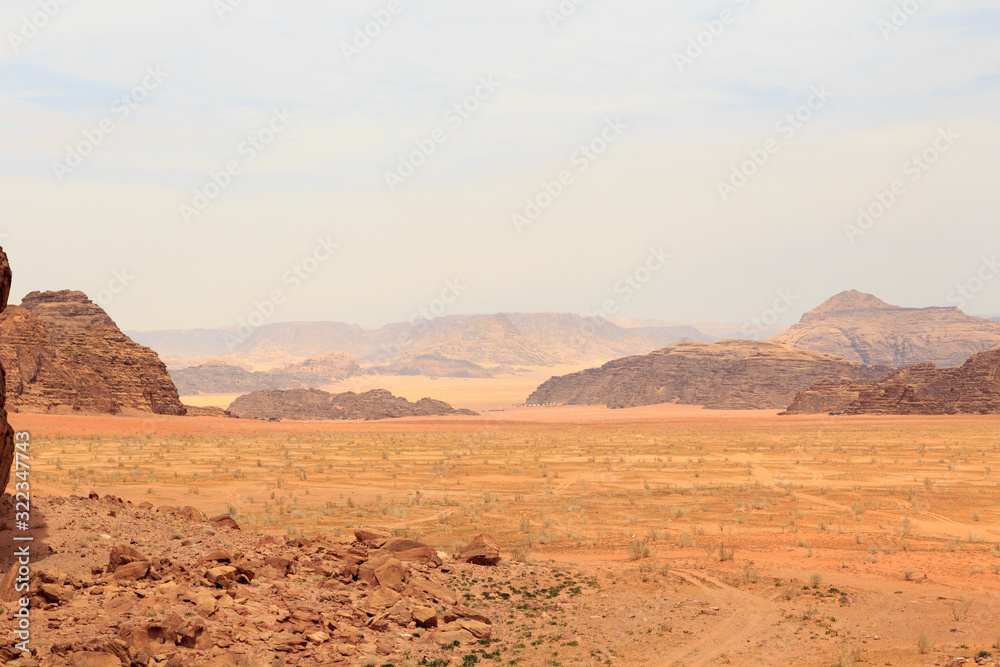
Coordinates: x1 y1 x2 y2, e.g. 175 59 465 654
1 1 998 331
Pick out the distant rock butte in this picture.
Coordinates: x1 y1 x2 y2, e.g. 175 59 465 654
784 348 1000 415
0 290 184 415
526 339 892 410
227 388 477 421
770 290 1000 367
373 354 493 379
171 352 360 395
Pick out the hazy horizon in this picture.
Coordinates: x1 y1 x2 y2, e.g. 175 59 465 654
2 1 998 332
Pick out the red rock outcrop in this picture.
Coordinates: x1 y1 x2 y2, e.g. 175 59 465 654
526 339 892 410
0 246 13 493
784 348 1000 415
0 291 185 415
227 387 477 421
771 290 1000 367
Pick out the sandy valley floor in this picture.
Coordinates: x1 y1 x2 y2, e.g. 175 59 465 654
10 403 1000 665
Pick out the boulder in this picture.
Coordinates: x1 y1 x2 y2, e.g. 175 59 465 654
108 546 149 573
210 514 241 530
458 534 501 566
112 561 150 581
354 526 392 544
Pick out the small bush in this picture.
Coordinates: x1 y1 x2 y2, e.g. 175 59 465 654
950 596 972 621
917 631 931 654
627 539 652 561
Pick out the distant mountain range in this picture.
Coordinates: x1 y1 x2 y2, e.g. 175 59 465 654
129 313 735 372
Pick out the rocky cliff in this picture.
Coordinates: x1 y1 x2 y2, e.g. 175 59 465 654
526 339 892 410
0 291 185 415
771 290 1000 367
784 348 1000 415
0 247 14 493
227 388 477 421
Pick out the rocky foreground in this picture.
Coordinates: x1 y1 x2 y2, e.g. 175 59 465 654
784 347 1000 415
0 494 503 667
527 339 892 410
227 388 477 421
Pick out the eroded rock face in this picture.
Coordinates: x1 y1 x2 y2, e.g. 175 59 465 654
784 348 1000 415
227 388 477 421
0 246 13 493
770 290 1000 367
0 290 185 415
526 339 892 410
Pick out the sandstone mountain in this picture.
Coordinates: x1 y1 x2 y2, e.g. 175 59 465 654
770 290 1000 367
0 291 185 415
526 339 892 410
131 313 716 372
783 348 1000 415
172 353 360 395
227 388 478 421
0 247 14 493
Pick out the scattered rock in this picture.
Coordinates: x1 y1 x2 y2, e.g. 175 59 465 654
459 534 501 566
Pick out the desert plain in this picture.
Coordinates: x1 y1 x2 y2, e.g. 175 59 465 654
12 379 1000 666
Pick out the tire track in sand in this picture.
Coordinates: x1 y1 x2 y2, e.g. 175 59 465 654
657 569 776 666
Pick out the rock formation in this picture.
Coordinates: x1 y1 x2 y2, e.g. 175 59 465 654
0 247 14 494
526 340 892 410
170 353 360 395
0 291 185 415
227 387 477 421
770 290 1000 367
783 347 1000 415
